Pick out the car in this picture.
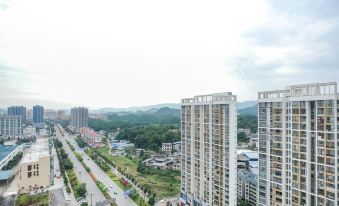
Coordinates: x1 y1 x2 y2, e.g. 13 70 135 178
79 199 87 204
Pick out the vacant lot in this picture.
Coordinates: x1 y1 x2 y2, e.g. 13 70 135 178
95 147 180 198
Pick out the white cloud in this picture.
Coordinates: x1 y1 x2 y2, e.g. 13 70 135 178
0 0 338 108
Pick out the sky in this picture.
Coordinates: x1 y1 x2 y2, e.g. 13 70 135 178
0 0 339 109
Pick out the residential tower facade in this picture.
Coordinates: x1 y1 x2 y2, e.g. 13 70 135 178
33 105 44 124
71 107 88 129
7 106 26 124
179 92 237 206
258 82 339 206
0 115 22 136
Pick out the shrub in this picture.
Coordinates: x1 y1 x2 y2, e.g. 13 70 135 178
75 183 87 198
62 159 74 170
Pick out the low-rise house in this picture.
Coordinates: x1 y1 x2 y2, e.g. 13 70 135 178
19 138 50 194
173 141 181 152
111 141 134 150
237 150 258 175
23 126 36 137
144 154 181 171
249 133 258 148
161 143 172 154
80 127 103 148
237 171 257 206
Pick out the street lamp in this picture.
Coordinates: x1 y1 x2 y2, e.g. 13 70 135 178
79 171 82 182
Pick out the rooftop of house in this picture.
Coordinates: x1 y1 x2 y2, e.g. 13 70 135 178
22 138 49 164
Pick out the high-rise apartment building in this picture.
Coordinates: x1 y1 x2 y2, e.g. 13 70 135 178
70 107 88 129
7 106 26 124
33 105 44 124
179 92 237 206
56 110 67 120
26 109 33 121
258 82 338 206
0 115 22 136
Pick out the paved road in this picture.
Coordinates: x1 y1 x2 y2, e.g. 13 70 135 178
64 131 136 206
50 188 71 206
50 141 78 206
0 194 15 206
56 126 107 206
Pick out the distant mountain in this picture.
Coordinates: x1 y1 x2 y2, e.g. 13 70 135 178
154 107 180 116
237 101 257 110
238 103 258 116
93 101 257 115
96 103 180 113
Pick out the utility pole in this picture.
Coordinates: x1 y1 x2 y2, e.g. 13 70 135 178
88 193 94 206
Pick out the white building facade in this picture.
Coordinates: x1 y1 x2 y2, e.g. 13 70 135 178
258 82 339 206
237 171 257 206
162 143 172 153
0 115 22 137
180 92 237 206
71 107 88 129
80 127 102 147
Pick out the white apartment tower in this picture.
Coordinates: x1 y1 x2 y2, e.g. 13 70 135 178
0 115 22 136
70 107 88 129
258 82 339 206
179 92 237 206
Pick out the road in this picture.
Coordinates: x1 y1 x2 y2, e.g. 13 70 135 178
49 143 78 206
61 127 136 206
50 188 70 206
0 194 15 206
55 126 107 206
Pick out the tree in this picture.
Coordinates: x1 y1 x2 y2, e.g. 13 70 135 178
137 162 146 173
62 159 73 170
237 131 247 142
148 196 155 206
59 149 68 159
55 139 63 148
75 183 87 198
237 198 251 206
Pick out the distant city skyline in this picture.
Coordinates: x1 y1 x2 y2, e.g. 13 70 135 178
1 0 339 108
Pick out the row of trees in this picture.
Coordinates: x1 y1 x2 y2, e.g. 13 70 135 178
54 139 72 193
54 139 87 198
75 137 87 148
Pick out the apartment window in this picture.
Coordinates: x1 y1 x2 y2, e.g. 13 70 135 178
28 165 32 171
36 171 39 176
28 172 32 178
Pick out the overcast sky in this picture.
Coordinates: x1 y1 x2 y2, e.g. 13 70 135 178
0 0 339 109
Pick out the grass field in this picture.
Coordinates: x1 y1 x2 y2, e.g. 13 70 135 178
95 147 180 199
